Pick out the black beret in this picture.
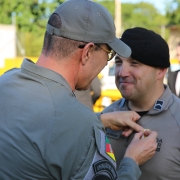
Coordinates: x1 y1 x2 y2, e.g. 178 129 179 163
120 27 170 68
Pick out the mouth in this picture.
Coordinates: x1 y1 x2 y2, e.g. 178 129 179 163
120 81 132 84
117 78 135 87
119 81 134 87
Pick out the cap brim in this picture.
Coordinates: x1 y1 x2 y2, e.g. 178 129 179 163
108 37 131 58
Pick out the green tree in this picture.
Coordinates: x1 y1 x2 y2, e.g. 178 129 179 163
166 0 180 25
0 0 64 33
121 2 167 35
94 1 167 36
0 0 168 56
0 0 64 56
95 0 114 17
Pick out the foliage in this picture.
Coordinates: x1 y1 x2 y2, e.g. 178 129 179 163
0 0 168 56
95 1 167 35
0 0 64 56
166 0 180 25
121 2 167 35
0 0 63 33
17 32 44 56
95 0 114 18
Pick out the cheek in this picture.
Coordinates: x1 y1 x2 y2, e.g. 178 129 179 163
115 67 119 77
98 58 107 71
93 63 106 78
136 72 154 88
115 77 120 87
96 53 106 63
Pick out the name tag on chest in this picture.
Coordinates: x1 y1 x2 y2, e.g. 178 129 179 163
106 128 122 140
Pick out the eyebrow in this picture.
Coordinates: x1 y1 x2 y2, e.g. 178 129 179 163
115 55 141 64
115 55 122 59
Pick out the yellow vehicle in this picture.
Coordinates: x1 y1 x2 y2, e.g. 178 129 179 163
170 58 180 70
0 57 37 76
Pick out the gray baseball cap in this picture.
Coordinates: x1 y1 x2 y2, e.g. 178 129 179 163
46 0 131 58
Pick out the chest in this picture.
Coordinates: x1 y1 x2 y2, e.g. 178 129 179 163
108 115 180 180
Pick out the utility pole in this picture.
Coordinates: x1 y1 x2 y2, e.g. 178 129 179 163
114 0 121 37
12 12 25 57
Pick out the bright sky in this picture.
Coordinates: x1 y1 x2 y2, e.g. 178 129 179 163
121 0 170 14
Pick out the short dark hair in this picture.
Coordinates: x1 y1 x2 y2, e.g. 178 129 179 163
42 14 83 60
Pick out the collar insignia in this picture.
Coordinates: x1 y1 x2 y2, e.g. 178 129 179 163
154 100 164 111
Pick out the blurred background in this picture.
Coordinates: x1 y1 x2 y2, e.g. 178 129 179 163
0 0 180 112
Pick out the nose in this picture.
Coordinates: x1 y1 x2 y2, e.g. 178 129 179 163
116 63 129 77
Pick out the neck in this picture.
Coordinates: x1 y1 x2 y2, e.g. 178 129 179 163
36 53 80 91
128 84 165 111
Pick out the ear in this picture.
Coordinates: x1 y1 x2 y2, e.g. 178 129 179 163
80 42 94 65
157 68 167 80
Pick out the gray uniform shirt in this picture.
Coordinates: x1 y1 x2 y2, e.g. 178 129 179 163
103 85 180 180
0 58 141 180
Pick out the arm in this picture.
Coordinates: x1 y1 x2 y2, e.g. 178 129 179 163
99 111 144 136
117 157 141 180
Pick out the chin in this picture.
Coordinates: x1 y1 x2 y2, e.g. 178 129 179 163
120 91 131 99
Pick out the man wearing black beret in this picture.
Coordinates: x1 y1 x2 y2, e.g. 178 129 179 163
101 27 180 180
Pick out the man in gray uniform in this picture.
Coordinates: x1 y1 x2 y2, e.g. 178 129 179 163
0 1 157 180
103 27 180 180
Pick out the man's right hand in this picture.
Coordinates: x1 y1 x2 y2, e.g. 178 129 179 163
124 130 158 165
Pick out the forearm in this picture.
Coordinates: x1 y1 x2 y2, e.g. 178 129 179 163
95 112 110 128
117 157 141 180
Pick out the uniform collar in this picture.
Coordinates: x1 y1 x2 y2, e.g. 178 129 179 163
115 85 172 115
21 58 73 93
148 85 172 115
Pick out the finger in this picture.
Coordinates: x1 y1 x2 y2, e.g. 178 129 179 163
125 120 144 132
122 129 133 137
144 130 158 139
132 132 144 140
110 125 123 131
130 111 141 122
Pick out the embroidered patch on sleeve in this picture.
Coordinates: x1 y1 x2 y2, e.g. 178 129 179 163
105 136 116 161
93 160 117 180
92 174 111 180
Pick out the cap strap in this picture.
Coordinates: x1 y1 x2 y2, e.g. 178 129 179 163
46 24 61 36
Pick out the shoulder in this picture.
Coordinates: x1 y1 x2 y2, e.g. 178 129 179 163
168 94 180 125
169 94 180 110
102 98 124 113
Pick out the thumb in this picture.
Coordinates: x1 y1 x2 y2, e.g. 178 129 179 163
132 132 144 141
145 130 158 140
